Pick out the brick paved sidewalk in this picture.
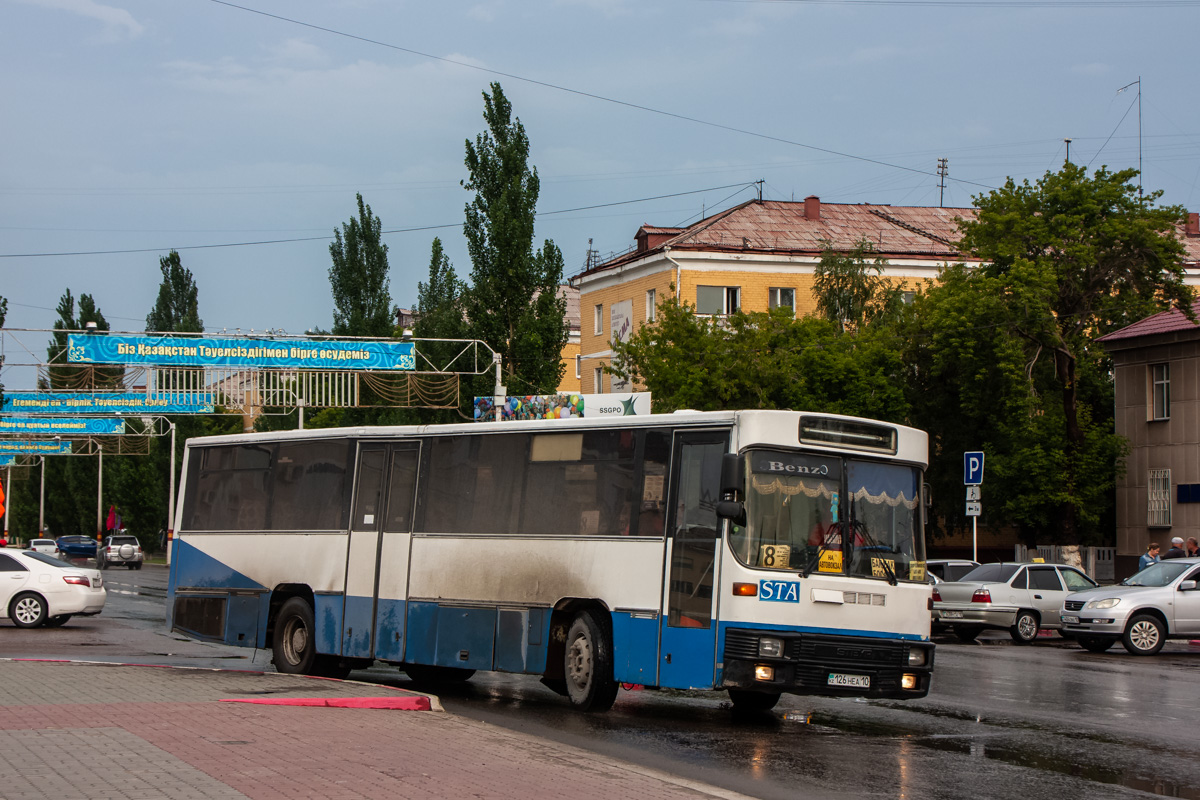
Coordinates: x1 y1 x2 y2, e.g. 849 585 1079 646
0 660 752 800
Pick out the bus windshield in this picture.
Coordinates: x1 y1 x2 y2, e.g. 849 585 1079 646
732 450 924 580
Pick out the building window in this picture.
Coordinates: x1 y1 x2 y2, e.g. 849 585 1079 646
1151 363 1170 420
594 304 603 335
593 367 604 393
1148 469 1171 527
575 354 582 379
769 287 795 314
646 289 656 322
697 285 740 315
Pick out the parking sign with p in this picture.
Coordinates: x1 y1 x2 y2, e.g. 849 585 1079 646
964 451 985 486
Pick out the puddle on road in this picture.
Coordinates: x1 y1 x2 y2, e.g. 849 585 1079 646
803 711 1200 799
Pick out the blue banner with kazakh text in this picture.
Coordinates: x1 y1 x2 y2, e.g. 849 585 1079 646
68 334 415 371
0 417 126 435
2 393 214 415
0 440 74 455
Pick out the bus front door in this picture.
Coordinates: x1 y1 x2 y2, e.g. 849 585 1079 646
344 442 420 661
658 431 727 690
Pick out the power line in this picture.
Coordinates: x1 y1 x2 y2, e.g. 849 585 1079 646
0 183 759 259
203 0 995 191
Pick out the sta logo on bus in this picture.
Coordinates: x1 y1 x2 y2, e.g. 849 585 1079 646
759 579 801 603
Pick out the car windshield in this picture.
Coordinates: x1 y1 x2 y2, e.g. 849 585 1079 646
731 449 925 581
110 537 138 545
22 550 72 568
961 563 1021 583
1123 561 1192 587
943 564 978 582
31 539 55 546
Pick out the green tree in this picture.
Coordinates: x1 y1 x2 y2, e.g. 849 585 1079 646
405 237 469 423
610 300 910 421
812 239 905 332
146 250 203 333
462 83 567 397
329 193 393 339
910 164 1190 545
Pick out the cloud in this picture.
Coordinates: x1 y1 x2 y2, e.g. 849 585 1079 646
1071 62 1109 76
15 0 143 38
262 38 331 69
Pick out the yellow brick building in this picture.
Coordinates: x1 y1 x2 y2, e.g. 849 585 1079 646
570 196 979 393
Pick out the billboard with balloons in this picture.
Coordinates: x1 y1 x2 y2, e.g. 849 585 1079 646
473 392 650 422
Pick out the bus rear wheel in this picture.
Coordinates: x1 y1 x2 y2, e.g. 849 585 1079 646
564 611 618 712
273 597 317 674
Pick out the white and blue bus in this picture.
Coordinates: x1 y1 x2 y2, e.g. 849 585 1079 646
167 410 934 711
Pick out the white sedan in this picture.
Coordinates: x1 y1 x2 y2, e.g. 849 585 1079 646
28 539 61 557
1 549 106 628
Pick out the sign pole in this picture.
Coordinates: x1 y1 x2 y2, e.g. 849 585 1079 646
39 456 45 537
167 422 176 567
964 451 984 563
972 515 977 563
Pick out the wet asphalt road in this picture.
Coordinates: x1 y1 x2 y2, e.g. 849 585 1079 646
5 562 1199 800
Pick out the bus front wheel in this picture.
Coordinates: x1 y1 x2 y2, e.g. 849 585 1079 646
273 597 317 674
564 611 618 712
728 689 781 712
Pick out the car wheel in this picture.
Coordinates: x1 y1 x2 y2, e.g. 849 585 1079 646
1009 611 1040 644
11 593 49 628
728 689 781 712
1077 635 1115 653
127 563 136 570
44 615 72 628
1122 614 1166 656
954 626 981 643
272 597 318 674
564 610 619 711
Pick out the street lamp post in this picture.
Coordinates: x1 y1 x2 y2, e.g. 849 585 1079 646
167 421 176 566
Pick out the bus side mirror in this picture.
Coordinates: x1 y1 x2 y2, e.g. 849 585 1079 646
923 482 932 508
716 500 746 526
721 453 743 500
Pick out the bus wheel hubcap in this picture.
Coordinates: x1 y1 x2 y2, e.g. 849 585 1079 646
285 621 308 663
568 636 592 689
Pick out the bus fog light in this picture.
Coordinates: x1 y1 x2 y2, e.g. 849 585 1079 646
755 665 775 681
901 673 918 690
758 638 783 658
907 648 926 666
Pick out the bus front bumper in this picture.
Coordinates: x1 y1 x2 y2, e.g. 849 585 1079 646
721 629 934 699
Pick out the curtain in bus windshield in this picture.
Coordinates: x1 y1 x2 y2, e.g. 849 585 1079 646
735 452 840 571
419 430 671 537
183 441 350 531
844 461 923 580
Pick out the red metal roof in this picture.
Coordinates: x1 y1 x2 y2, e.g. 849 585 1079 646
1098 299 1200 343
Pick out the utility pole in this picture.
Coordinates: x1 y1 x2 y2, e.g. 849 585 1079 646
936 158 949 207
1064 138 1072 165
1117 78 1143 196
755 179 764 202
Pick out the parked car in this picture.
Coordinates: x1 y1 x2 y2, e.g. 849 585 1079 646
932 562 1099 643
28 539 61 557
56 535 98 560
1061 557 1200 655
927 559 980 584
97 535 143 570
1 549 106 627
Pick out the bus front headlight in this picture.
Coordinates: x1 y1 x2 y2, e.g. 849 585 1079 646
758 638 783 658
907 647 927 667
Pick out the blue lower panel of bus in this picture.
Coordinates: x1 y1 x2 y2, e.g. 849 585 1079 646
342 595 374 658
314 593 343 655
374 598 406 662
404 603 547 674
611 613 658 685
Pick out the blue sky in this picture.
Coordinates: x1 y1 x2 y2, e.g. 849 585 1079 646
2 0 1197 383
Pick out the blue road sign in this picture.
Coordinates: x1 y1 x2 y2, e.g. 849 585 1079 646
964 451 985 485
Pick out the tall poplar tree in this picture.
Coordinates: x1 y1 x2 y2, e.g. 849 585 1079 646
146 250 203 333
462 83 567 396
329 193 392 339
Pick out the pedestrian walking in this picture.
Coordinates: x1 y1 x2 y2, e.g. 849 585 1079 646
1138 542 1161 571
1162 537 1187 560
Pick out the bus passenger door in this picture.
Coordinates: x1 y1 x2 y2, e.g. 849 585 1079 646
372 444 420 662
658 431 728 690
344 443 386 659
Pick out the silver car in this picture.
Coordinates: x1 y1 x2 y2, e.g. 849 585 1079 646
932 562 1098 644
1061 557 1200 655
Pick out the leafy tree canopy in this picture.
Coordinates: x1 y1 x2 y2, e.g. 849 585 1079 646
812 239 906 332
146 250 203 333
462 82 567 397
329 193 393 339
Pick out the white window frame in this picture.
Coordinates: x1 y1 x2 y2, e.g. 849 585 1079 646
1151 363 1170 420
646 289 656 323
1148 468 1171 527
696 285 741 316
769 287 795 314
594 304 603 336
593 366 604 393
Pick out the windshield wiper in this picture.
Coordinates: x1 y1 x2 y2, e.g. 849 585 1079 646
850 519 899 586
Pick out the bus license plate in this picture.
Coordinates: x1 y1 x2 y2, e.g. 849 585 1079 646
827 673 870 689
1061 615 1079 624
940 610 963 619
